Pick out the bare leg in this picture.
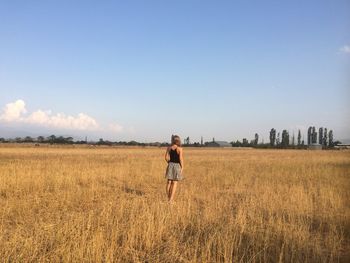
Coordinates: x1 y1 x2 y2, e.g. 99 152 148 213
169 181 178 202
166 180 172 199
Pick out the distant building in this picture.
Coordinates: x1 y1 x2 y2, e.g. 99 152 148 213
308 143 322 150
206 140 232 147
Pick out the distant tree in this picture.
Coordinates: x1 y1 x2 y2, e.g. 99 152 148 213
281 130 289 148
328 130 334 148
291 132 295 146
231 140 242 147
307 127 312 145
312 127 317 144
127 140 138 146
276 132 280 146
24 136 33 142
242 138 249 147
65 137 74 144
254 133 259 145
323 128 328 147
15 137 22 143
0 138 5 143
56 136 65 144
160 142 170 147
297 130 301 146
37 136 45 143
48 135 56 144
269 128 276 146
318 127 323 145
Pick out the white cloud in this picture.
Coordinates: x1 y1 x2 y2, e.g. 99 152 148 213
0 99 122 132
26 110 51 125
26 110 99 130
0 99 27 121
339 45 350 54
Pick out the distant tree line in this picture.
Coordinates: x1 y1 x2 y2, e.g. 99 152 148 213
0 135 172 147
0 127 341 149
306 126 334 148
0 135 75 144
230 126 340 149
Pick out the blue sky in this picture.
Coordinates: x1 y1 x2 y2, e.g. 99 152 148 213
0 0 349 142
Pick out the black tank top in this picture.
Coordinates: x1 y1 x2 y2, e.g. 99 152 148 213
169 147 180 163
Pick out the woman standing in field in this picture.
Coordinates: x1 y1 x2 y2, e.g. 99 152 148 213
164 135 184 202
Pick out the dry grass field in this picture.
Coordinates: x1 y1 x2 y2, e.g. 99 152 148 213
0 145 349 262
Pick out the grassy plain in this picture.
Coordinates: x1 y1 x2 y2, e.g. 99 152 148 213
0 145 349 262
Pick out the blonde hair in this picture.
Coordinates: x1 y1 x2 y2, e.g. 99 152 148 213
171 135 181 146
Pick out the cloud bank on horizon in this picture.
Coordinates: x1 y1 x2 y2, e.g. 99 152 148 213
0 99 123 133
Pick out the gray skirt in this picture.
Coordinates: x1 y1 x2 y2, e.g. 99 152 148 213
165 162 183 181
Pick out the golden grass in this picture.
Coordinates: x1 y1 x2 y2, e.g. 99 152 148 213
0 145 349 262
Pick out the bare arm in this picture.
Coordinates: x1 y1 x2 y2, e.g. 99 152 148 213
164 147 170 163
179 148 184 172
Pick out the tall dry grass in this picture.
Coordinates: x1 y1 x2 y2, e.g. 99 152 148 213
0 145 349 262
